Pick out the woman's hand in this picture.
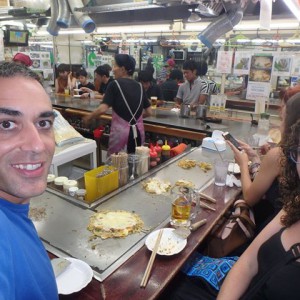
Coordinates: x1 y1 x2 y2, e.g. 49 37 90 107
238 140 260 163
227 140 249 168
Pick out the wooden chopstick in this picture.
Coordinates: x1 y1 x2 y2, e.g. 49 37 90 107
199 192 217 203
140 229 163 288
200 201 216 211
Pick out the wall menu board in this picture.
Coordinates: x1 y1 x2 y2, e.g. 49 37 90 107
29 51 52 69
246 54 272 102
233 51 251 76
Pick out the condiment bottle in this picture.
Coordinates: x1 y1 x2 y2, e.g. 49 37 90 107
149 146 158 168
54 176 68 191
154 143 162 163
47 174 56 187
63 180 78 193
161 140 171 162
76 189 86 201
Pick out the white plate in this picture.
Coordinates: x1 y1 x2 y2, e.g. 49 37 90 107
145 228 187 256
73 95 81 98
54 257 93 295
228 162 240 174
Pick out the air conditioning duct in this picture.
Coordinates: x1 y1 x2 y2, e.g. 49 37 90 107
198 2 246 48
57 0 71 28
47 0 60 36
67 0 96 33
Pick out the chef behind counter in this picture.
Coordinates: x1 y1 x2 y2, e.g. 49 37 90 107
83 54 152 156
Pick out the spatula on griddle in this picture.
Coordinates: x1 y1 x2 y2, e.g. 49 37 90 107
174 218 207 239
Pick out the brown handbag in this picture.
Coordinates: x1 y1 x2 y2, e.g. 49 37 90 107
207 200 256 258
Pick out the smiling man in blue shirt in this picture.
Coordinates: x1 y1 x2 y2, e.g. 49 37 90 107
0 62 58 300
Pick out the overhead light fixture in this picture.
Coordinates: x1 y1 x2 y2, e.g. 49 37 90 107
36 29 86 35
188 9 201 23
36 24 172 35
283 0 300 21
96 24 172 34
234 19 299 30
0 21 37 28
251 29 265 44
184 22 210 31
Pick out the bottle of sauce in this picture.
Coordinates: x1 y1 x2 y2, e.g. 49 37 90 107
154 143 162 163
161 140 171 162
149 146 158 168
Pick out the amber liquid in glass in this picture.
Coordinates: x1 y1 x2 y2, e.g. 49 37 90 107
171 196 191 226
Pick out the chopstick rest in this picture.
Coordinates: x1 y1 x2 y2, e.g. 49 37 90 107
140 229 163 288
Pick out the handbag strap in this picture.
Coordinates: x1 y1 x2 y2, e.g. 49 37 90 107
241 242 300 300
222 214 255 240
231 213 256 230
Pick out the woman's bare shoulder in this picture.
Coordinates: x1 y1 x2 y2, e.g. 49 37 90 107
263 146 282 161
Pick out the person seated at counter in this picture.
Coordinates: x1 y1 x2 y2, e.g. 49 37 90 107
81 65 114 99
0 62 58 299
55 63 76 94
175 60 204 106
77 69 95 95
197 60 218 105
218 122 300 300
163 112 300 300
138 70 162 100
83 54 152 155
160 69 184 102
226 88 300 237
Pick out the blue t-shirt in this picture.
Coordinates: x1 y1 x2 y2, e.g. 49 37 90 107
0 198 58 300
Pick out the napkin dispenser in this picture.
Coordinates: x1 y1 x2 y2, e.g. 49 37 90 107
202 130 226 152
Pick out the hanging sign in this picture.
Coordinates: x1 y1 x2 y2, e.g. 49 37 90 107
216 51 233 74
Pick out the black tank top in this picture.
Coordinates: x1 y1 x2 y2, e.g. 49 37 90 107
246 228 300 300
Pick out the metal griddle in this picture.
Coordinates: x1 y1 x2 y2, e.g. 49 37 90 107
31 147 229 281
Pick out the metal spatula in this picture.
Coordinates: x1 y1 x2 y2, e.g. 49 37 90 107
174 219 207 239
51 257 71 277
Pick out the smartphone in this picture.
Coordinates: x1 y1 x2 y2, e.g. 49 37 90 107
222 132 241 150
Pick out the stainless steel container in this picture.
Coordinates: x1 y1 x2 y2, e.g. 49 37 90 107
180 104 190 118
196 105 207 119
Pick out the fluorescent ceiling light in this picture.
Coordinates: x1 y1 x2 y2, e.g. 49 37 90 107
0 21 36 28
29 41 53 44
283 0 300 21
96 24 171 34
186 19 299 32
36 29 86 35
234 19 299 30
184 22 210 31
36 24 171 36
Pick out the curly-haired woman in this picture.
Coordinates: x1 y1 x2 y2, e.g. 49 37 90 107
218 119 300 300
227 89 300 233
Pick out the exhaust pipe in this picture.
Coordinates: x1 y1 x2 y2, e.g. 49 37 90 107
198 7 243 48
57 0 71 28
47 0 60 36
67 0 96 33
